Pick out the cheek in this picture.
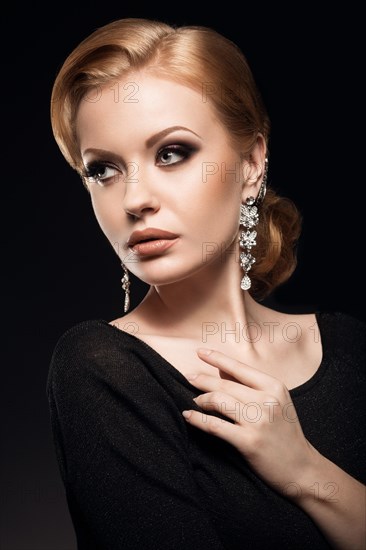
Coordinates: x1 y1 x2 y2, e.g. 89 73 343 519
90 191 125 240
198 153 242 204
187 165 242 236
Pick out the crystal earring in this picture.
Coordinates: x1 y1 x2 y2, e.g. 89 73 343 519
121 261 130 313
239 158 268 291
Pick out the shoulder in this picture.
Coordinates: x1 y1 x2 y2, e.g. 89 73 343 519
313 311 366 386
46 319 186 444
268 308 366 345
48 319 120 372
316 310 366 348
263 307 366 367
280 309 366 352
49 318 145 362
46 319 152 400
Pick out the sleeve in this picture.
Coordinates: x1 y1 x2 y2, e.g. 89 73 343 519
46 325 226 550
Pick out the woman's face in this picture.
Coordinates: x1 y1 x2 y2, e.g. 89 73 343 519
76 73 261 285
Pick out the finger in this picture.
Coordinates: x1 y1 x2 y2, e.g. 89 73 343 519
196 348 282 392
187 373 258 404
182 408 245 450
193 391 246 424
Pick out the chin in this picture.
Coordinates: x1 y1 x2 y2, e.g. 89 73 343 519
130 258 207 287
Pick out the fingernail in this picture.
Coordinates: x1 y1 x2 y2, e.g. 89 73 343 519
197 348 213 356
186 373 198 380
182 410 192 419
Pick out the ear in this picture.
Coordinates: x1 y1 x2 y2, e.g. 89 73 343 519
241 134 267 203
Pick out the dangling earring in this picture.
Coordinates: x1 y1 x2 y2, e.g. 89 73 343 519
239 158 268 291
121 261 130 313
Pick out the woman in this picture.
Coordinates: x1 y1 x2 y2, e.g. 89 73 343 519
47 18 365 549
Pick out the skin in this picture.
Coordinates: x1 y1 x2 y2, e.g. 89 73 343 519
76 72 365 548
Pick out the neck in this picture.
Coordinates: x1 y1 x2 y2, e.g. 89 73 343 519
135 250 267 341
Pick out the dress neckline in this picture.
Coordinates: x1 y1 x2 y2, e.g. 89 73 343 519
96 311 329 396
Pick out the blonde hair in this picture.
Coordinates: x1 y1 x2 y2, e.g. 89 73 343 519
50 17 301 299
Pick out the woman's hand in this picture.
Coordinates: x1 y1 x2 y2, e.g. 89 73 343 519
182 348 319 500
182 348 366 549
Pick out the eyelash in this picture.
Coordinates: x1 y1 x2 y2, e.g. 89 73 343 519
156 143 195 167
83 162 120 187
83 143 196 186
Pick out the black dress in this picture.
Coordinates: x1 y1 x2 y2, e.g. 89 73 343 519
46 311 366 549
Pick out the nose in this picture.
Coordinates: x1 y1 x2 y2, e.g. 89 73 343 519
122 167 160 219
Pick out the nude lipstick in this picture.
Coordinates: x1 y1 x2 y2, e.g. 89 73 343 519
127 228 179 257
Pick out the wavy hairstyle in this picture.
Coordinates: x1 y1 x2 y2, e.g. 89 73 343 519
50 18 301 299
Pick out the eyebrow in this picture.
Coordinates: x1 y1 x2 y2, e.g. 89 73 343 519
82 126 201 159
81 149 123 165
145 126 201 148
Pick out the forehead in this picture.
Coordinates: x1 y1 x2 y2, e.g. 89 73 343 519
76 73 229 150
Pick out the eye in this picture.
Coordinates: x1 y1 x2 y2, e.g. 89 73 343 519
83 162 121 186
156 144 195 167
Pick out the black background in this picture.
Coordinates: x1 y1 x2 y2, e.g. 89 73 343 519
2 5 364 549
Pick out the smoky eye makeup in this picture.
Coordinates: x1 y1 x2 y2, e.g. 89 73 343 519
155 142 198 167
82 160 122 186
81 138 199 185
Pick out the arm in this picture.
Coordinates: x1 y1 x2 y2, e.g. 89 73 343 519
292 448 366 550
183 349 365 550
47 330 225 550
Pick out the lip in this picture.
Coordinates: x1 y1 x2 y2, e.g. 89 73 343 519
127 228 179 257
130 237 179 256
